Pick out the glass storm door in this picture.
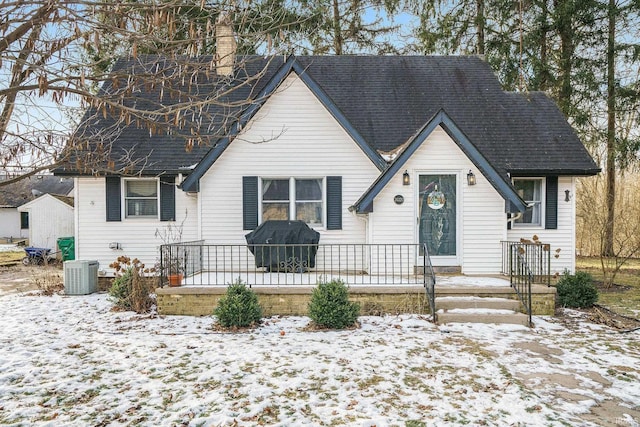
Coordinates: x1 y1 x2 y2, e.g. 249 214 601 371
418 174 457 263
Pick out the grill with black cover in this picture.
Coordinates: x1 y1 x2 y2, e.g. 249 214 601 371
245 220 320 272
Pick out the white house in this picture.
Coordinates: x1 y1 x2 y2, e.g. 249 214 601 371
55 53 599 278
18 194 74 251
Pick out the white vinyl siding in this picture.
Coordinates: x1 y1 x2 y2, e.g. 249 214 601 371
199 75 379 245
370 126 506 274
75 177 198 273
508 176 576 274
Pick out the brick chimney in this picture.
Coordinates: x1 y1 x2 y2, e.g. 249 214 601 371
215 13 236 76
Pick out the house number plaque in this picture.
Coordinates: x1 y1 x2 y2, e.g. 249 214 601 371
394 195 404 205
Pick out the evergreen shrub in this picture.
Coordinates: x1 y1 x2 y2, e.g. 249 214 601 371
556 271 598 308
214 280 262 328
308 279 360 329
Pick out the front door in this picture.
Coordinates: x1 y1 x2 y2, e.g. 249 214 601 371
418 174 458 265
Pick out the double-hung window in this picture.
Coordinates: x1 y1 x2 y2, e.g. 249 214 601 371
513 178 544 227
106 176 175 222
262 179 290 221
295 179 323 225
124 179 158 218
261 178 323 226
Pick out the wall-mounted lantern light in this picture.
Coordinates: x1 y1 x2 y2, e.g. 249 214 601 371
467 170 476 186
565 189 571 202
402 170 410 186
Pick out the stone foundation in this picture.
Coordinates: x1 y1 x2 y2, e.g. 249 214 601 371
156 284 556 317
156 286 430 317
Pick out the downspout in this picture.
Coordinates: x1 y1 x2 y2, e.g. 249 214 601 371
507 212 523 226
506 203 535 226
350 209 370 243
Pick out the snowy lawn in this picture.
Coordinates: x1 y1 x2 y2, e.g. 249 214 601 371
1 292 639 427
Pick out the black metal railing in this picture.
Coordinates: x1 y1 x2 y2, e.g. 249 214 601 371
160 242 430 287
501 241 551 286
422 243 436 322
510 251 533 326
159 240 204 286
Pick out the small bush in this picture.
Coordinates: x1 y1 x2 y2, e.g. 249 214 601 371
556 271 598 308
108 256 155 313
308 279 360 329
214 280 262 328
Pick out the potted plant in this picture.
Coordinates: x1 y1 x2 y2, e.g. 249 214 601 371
156 212 187 287
165 255 184 287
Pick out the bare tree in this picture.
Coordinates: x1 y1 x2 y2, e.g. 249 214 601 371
0 0 297 184
577 172 640 287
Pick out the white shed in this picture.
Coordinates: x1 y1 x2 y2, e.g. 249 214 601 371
0 206 28 241
18 194 74 252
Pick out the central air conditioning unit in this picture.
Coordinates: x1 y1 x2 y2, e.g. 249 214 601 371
64 260 99 295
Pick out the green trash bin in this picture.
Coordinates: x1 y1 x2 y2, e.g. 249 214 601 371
57 237 75 261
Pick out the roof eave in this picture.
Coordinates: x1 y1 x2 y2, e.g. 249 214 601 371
351 109 528 214
508 168 601 177
180 56 387 192
180 56 298 192
291 61 386 171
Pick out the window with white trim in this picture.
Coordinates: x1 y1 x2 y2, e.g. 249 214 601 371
261 178 323 226
513 178 544 227
124 179 158 218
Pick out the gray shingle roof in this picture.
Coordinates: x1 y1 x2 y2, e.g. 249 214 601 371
55 55 599 178
57 55 283 175
295 56 598 176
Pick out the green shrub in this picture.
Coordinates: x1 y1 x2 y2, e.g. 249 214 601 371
308 279 360 329
214 280 262 328
556 271 598 308
109 268 134 310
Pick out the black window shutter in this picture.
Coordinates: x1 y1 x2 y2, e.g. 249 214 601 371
545 176 558 229
105 176 121 222
160 176 176 221
326 176 342 230
243 176 258 230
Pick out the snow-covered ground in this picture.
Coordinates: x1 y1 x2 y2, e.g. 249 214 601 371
1 292 639 427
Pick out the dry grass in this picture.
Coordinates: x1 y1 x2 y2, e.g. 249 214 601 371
576 256 640 318
0 250 25 265
32 269 64 296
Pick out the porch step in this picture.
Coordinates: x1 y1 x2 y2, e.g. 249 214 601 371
435 296 521 311
437 310 530 326
434 295 529 326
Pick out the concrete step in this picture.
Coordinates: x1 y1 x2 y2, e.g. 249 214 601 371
437 310 530 326
436 296 521 311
